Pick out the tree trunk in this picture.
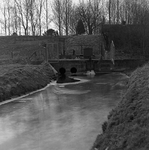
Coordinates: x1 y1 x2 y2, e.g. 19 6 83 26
117 0 119 24
88 25 93 34
109 0 111 24
46 0 48 31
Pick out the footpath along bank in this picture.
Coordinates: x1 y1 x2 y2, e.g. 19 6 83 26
91 63 149 150
0 62 57 102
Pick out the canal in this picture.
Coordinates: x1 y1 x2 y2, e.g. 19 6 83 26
0 73 128 150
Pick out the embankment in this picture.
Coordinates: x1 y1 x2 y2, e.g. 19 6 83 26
91 63 149 150
0 62 57 102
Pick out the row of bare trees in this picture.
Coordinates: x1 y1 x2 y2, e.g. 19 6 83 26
52 0 103 35
53 0 149 35
108 0 149 25
0 0 149 36
0 0 50 35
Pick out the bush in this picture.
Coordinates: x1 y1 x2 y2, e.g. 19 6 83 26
43 29 58 36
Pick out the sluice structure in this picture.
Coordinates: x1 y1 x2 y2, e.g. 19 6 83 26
27 34 141 75
44 34 115 75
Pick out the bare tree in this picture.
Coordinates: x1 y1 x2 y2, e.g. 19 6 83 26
108 0 111 24
77 0 102 34
0 5 7 35
69 4 80 34
29 0 44 35
6 0 11 35
1 0 13 35
116 0 120 23
62 0 73 35
15 0 30 35
118 0 149 25
13 1 19 34
52 0 64 35
106 0 121 24
0 0 46 35
45 0 48 31
29 0 36 35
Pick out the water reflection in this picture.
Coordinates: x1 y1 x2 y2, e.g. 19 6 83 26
0 73 128 150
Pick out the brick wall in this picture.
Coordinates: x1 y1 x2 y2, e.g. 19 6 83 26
65 35 102 58
0 35 103 60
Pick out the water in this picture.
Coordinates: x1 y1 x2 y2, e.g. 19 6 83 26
0 73 128 150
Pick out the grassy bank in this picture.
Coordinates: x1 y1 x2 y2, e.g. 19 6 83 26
0 62 57 102
91 63 149 150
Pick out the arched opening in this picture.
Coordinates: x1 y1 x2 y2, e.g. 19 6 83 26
70 67 77 74
59 67 66 75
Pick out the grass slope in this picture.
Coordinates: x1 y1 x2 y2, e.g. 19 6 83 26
91 63 149 150
0 62 57 102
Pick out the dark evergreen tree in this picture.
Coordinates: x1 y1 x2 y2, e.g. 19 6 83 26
76 19 85 35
